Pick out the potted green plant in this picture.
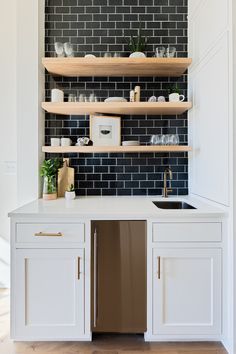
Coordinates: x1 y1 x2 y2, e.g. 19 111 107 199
168 84 185 102
40 158 61 200
65 184 76 200
126 26 148 58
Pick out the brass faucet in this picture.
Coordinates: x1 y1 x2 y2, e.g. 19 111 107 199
162 167 173 198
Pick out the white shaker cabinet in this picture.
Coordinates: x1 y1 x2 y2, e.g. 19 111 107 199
152 248 222 336
13 248 85 340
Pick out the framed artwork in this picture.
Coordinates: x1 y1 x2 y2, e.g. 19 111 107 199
90 115 121 146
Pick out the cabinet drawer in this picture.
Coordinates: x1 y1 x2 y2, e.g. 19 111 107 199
16 223 85 244
153 222 222 242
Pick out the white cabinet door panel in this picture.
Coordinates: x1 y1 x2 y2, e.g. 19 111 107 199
189 0 229 66
153 248 221 335
14 249 84 339
189 33 230 206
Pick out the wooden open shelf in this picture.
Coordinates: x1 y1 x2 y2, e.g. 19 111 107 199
42 57 192 77
42 102 192 116
42 145 192 154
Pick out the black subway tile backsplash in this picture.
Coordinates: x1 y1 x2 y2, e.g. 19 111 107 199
45 0 188 196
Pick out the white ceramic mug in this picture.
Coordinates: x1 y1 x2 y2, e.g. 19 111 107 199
51 138 60 147
61 138 72 146
51 89 64 103
169 93 185 102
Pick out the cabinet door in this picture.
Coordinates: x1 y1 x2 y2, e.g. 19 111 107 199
14 249 84 340
152 248 221 335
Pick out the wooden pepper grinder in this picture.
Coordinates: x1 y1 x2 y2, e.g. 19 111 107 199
134 86 141 102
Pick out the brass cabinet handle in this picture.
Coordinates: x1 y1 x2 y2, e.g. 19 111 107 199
34 232 63 237
78 257 80 280
94 228 98 328
157 256 161 279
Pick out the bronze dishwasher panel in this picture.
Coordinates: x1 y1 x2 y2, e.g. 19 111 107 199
91 221 147 334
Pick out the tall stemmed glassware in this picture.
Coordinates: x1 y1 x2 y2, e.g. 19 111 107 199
64 42 74 57
54 42 65 57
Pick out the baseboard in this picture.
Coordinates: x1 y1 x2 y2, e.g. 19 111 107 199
221 337 233 354
12 334 92 342
144 333 222 342
0 237 10 288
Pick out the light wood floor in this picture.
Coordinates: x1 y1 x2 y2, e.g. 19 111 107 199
0 289 227 354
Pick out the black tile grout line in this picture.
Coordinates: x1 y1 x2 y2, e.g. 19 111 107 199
45 0 188 196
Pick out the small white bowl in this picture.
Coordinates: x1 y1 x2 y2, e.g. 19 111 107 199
104 97 127 103
122 141 140 146
84 54 96 58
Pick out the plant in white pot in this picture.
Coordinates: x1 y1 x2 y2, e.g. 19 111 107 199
65 184 76 200
126 26 148 58
40 158 62 200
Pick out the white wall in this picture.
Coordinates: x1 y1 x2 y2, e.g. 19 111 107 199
188 0 232 207
0 2 17 242
232 1 236 352
0 1 17 287
0 1 44 287
17 0 45 206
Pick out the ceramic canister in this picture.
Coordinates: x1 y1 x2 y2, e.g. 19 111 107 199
51 89 64 102
61 138 72 146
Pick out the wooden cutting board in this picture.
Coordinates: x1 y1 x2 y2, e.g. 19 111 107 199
57 158 75 197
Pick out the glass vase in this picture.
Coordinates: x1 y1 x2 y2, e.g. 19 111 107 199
43 175 57 200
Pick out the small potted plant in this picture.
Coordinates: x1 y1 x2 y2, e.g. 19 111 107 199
126 26 148 58
65 184 76 200
168 84 185 102
40 158 61 200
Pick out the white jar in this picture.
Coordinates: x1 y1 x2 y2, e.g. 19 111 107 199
51 89 64 102
50 138 61 147
61 138 72 146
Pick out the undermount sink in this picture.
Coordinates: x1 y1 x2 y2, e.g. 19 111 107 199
153 201 196 210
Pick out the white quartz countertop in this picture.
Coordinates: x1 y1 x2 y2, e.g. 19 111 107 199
9 196 227 219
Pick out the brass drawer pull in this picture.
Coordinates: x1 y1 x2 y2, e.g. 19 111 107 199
157 256 161 279
34 232 63 237
78 257 80 280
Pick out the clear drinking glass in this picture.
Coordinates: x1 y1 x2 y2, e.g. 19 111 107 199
150 135 163 145
172 134 180 145
64 42 74 57
54 42 65 57
104 52 112 58
78 94 85 102
166 47 176 58
167 134 180 145
68 94 76 102
150 135 157 145
155 46 165 58
89 93 95 102
160 135 166 145
113 52 121 57
163 134 172 145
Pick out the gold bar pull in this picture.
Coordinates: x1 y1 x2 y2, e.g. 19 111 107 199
34 232 63 237
94 228 98 328
157 256 161 279
78 257 80 280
